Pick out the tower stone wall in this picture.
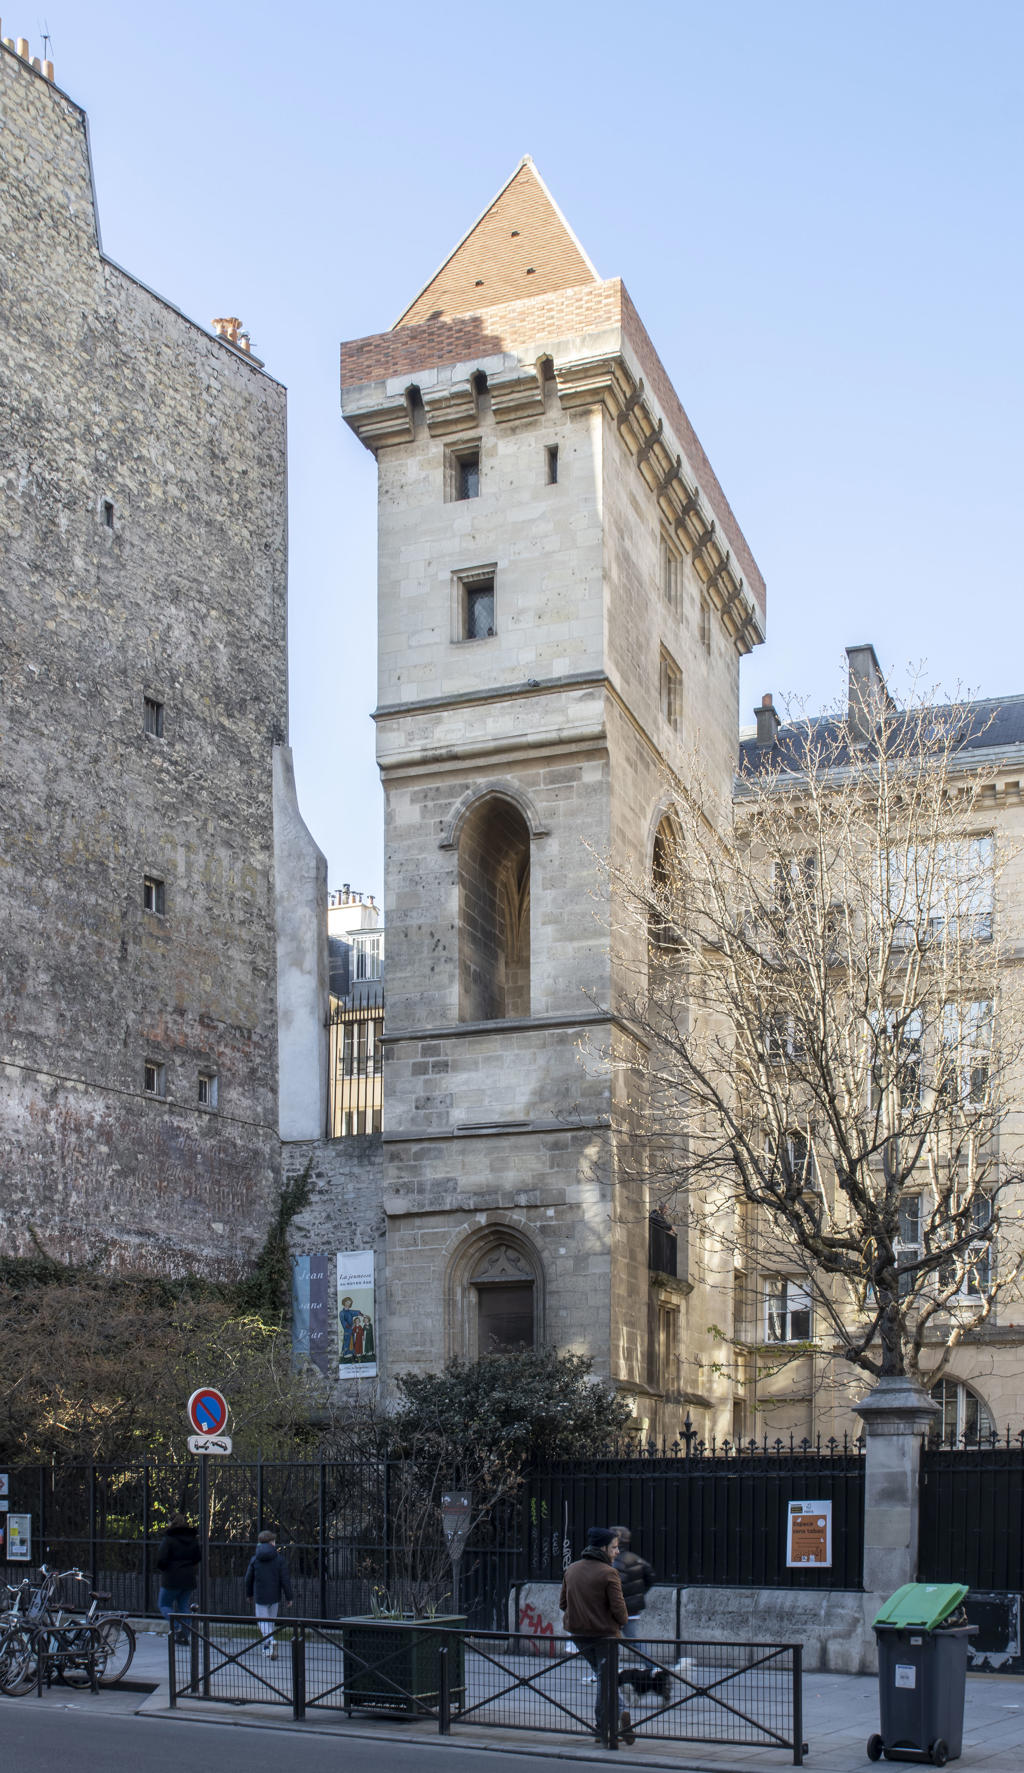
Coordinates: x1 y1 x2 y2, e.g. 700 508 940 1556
0 47 291 1272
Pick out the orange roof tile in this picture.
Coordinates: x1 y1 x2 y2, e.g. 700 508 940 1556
395 156 598 328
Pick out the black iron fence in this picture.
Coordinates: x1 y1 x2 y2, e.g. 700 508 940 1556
169 1613 806 1762
524 1430 866 1590
920 1430 1024 1591
3 1434 867 1630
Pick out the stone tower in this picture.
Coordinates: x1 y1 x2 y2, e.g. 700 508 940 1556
340 159 764 1436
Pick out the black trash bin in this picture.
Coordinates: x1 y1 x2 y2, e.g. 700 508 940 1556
869 1582 978 1766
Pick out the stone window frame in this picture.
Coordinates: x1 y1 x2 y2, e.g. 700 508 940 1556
143 1059 166 1099
143 694 165 739
445 1224 544 1361
143 874 166 916
452 564 497 643
445 439 482 503
198 1071 219 1111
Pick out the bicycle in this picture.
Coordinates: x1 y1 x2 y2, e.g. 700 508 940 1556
0 1580 39 1696
33 1567 136 1687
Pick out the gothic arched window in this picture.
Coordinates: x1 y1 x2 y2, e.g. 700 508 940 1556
458 796 530 1021
447 1230 542 1359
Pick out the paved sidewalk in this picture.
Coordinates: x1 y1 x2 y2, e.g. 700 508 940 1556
122 1630 1024 1770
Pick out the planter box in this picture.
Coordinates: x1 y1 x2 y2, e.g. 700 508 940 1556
338 1616 466 1714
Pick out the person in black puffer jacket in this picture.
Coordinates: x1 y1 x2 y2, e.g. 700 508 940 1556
244 1530 293 1659
610 1524 669 1699
155 1514 201 1645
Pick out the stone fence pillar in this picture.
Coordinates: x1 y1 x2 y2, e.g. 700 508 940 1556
854 1374 939 1596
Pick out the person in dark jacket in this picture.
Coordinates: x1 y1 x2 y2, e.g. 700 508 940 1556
155 1514 200 1645
610 1523 669 1699
244 1530 293 1658
609 1524 654 1639
558 1527 634 1743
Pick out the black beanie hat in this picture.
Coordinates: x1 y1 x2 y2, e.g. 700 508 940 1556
586 1526 616 1548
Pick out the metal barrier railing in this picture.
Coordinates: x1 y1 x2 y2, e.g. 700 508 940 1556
169 1615 806 1761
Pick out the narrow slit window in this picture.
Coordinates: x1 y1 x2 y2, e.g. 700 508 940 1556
660 647 683 731
143 875 166 915
102 499 115 529
546 444 558 485
143 696 164 738
699 596 712 652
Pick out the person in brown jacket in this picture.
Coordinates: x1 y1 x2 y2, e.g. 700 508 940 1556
559 1527 635 1743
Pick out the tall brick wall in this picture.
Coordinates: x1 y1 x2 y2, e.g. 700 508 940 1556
0 49 288 1273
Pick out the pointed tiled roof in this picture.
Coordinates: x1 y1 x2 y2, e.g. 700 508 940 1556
394 157 599 328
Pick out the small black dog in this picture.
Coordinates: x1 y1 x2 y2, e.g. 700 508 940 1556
617 1666 671 1701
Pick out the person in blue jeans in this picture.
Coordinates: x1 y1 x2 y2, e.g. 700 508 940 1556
155 1514 200 1645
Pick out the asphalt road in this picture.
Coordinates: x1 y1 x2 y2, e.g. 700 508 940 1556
0 1706 616 1773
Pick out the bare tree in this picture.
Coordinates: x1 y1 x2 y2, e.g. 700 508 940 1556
611 692 1024 1393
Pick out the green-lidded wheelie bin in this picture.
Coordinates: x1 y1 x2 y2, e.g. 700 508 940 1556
868 1582 978 1766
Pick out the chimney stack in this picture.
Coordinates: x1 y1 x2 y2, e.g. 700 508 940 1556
846 644 893 742
754 692 780 748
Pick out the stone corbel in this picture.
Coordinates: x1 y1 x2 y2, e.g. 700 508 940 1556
345 394 416 452
488 366 546 423
423 381 479 437
555 354 634 417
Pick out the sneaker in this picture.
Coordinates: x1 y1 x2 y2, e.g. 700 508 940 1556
269 1646 277 1661
619 1709 635 1746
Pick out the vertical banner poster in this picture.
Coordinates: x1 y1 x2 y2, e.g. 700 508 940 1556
7 1513 31 1561
337 1250 377 1378
292 1255 331 1376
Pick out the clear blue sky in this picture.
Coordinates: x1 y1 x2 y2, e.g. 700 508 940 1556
30 1 1023 900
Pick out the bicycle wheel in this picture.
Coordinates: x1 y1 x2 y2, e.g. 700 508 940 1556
0 1626 36 1696
96 1619 135 1686
57 1628 107 1688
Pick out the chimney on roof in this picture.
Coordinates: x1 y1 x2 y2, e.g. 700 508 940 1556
754 692 780 748
847 644 893 742
212 316 242 345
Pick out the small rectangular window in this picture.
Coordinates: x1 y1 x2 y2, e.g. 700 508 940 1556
447 445 481 501
198 1073 219 1110
143 875 166 915
102 499 115 529
546 444 559 485
143 696 164 738
144 1060 166 1098
457 570 496 641
660 536 681 613
660 647 682 730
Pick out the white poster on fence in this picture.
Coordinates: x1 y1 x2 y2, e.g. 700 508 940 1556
337 1250 377 1378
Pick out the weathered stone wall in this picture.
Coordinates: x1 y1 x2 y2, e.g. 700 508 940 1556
0 49 288 1273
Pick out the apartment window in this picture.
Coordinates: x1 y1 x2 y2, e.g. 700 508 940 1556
896 1195 922 1297
660 536 682 613
143 696 164 738
659 648 682 730
457 570 496 641
769 1130 816 1191
699 595 712 652
101 499 115 529
764 1277 812 1343
546 444 559 485
447 444 480 501
198 1072 219 1110
931 1377 995 1443
353 933 382 982
870 1009 922 1111
143 1060 166 1098
143 875 166 915
939 999 992 1106
889 837 994 947
766 1012 805 1064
